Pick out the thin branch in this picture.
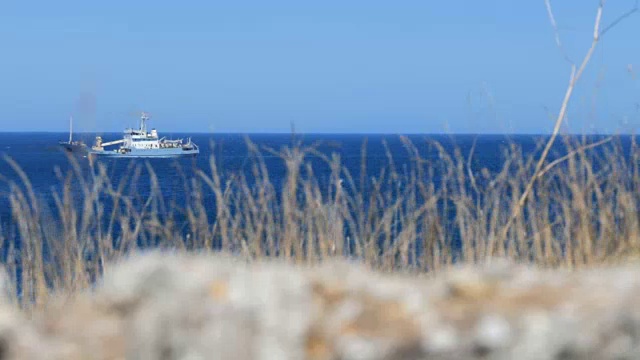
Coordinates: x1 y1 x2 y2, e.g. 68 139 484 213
544 0 574 65
494 0 637 255
600 0 639 38
535 136 613 179
593 0 605 40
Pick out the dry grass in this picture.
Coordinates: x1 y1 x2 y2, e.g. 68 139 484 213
1 133 639 310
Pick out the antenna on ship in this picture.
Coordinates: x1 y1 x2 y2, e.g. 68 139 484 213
140 112 150 134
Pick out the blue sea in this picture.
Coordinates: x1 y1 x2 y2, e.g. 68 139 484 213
0 132 545 190
0 131 635 298
0 132 525 209
0 132 628 252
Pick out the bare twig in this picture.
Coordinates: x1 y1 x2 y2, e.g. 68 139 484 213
544 0 573 65
536 136 613 179
600 0 639 38
495 0 637 253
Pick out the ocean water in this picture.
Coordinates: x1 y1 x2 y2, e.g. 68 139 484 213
0 132 540 190
0 132 627 250
0 132 635 297
0 132 519 209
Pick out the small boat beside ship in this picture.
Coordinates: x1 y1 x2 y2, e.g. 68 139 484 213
89 112 199 158
58 116 88 153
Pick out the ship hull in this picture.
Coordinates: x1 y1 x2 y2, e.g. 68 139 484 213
89 148 199 158
59 142 88 153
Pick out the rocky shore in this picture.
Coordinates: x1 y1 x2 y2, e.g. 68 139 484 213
1 253 640 359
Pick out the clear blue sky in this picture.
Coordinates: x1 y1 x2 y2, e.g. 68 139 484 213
0 1 638 133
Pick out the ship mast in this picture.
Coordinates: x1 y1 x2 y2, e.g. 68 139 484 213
69 116 73 143
140 112 149 134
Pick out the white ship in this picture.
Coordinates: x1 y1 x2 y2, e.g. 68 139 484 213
89 112 199 158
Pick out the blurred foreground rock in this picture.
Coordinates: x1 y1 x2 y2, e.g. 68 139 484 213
2 253 640 359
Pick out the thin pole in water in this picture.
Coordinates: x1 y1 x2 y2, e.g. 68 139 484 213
69 116 73 143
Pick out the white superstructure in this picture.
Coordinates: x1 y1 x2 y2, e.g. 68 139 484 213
90 112 199 158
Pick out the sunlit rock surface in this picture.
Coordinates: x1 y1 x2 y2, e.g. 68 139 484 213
2 253 640 359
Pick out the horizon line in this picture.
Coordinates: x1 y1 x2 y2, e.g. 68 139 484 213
0 131 636 137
